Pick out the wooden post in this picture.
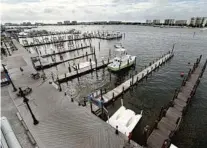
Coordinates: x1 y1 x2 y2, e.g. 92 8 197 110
86 52 88 61
143 125 150 146
78 63 80 69
154 120 159 129
100 89 103 100
173 89 177 100
122 86 124 99
68 65 71 73
109 72 111 81
58 82 62 92
76 66 79 81
90 58 92 70
159 106 164 120
186 69 192 81
162 109 167 117
182 77 186 86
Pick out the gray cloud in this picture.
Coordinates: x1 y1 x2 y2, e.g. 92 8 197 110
1 0 207 23
44 8 53 13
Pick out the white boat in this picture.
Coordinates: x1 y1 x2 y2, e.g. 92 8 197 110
107 47 136 72
107 106 142 136
114 43 123 48
73 61 95 69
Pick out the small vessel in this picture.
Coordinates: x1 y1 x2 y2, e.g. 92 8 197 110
114 43 123 48
107 47 136 72
107 105 142 136
73 61 95 70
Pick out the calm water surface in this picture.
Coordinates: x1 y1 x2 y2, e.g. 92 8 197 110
27 25 207 148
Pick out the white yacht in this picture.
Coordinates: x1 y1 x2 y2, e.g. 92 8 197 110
114 43 123 48
107 47 136 72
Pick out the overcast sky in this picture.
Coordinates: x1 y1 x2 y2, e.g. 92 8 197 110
1 0 207 23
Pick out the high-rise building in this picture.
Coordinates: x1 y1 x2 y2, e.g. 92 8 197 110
164 19 175 25
57 22 62 25
21 22 32 26
71 21 77 25
190 17 206 27
152 19 160 24
190 17 196 26
108 21 122 24
4 23 12 26
64 21 70 25
175 20 187 26
146 20 152 24
202 17 207 27
195 17 203 26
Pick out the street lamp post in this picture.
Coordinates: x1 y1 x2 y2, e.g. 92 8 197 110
19 88 39 125
2 64 17 92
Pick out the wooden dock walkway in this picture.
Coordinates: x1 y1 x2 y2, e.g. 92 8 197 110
99 51 174 106
23 37 91 47
145 55 207 148
56 59 112 83
33 51 95 70
34 45 90 58
11 38 142 148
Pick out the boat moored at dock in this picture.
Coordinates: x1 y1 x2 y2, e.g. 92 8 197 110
107 47 136 72
107 105 142 137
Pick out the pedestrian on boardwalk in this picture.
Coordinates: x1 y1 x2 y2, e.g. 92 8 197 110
115 126 119 135
128 132 132 144
20 67 24 75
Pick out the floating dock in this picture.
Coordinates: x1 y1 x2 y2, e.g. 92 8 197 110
32 51 95 70
34 45 90 58
56 59 112 83
23 37 90 47
96 51 174 106
145 55 207 148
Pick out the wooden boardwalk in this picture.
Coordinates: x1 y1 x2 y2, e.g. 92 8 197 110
23 37 91 47
36 45 90 58
9 38 142 148
22 33 122 48
56 59 112 83
33 51 95 70
145 55 207 148
100 51 174 106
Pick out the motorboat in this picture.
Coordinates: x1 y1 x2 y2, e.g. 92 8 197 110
114 43 123 48
107 47 136 72
73 61 95 70
107 105 142 136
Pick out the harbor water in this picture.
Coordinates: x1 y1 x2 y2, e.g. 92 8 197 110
21 25 207 148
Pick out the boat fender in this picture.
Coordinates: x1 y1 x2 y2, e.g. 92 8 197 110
180 72 184 77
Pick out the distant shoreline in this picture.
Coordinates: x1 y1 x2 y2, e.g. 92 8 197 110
4 24 207 29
